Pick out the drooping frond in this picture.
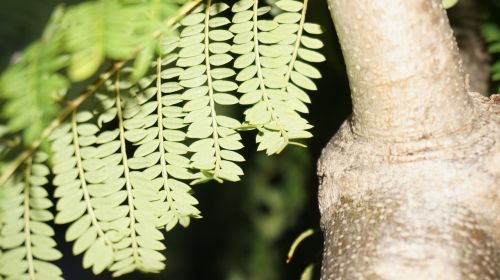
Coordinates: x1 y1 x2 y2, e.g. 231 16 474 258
0 0 188 144
170 1 246 183
231 0 323 155
0 0 325 278
122 47 202 231
50 112 119 275
63 0 181 81
49 51 203 275
0 153 62 280
0 6 68 144
49 83 162 276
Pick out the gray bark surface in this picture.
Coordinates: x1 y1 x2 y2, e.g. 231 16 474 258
318 0 499 279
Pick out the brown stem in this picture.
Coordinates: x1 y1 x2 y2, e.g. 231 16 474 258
327 0 478 141
0 61 124 186
0 0 203 186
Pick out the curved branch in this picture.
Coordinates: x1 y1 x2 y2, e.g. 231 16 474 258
327 0 478 141
0 61 124 186
0 0 202 186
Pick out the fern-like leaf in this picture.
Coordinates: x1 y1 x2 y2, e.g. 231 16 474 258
50 78 171 276
111 75 170 276
50 111 119 275
64 0 181 81
231 0 323 155
119 46 202 231
0 153 62 280
0 6 68 144
172 1 246 183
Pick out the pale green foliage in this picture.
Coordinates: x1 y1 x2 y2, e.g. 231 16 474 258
232 0 323 155
0 153 62 280
300 264 315 280
0 0 185 144
49 69 202 276
0 0 323 278
175 2 246 182
0 6 68 144
64 0 183 81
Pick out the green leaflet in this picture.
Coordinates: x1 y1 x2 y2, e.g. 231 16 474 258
50 109 120 276
300 264 315 280
0 8 68 144
0 153 63 280
231 0 323 155
0 0 184 144
123 50 201 232
174 0 246 183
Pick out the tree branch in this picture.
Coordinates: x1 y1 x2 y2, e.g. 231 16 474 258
0 0 202 186
327 0 478 141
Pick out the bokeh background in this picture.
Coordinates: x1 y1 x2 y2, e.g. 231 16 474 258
1 0 498 279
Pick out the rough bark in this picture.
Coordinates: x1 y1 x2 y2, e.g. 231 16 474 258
318 0 499 279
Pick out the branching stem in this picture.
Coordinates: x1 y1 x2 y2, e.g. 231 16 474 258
0 0 202 186
0 62 123 186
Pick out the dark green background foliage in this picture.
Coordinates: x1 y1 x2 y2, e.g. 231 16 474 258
0 0 498 279
482 0 500 91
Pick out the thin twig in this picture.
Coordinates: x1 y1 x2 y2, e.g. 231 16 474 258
0 62 124 185
0 0 202 186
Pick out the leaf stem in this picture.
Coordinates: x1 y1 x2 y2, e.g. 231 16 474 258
0 0 203 187
204 0 223 179
115 74 140 266
155 56 176 217
252 0 288 148
71 111 114 249
23 157 35 280
284 0 309 83
0 61 124 186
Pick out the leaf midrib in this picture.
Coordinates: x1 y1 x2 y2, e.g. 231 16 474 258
70 111 114 251
284 0 308 83
252 0 288 143
115 75 141 267
23 157 35 280
204 0 223 178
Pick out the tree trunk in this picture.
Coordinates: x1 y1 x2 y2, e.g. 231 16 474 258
317 0 499 279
